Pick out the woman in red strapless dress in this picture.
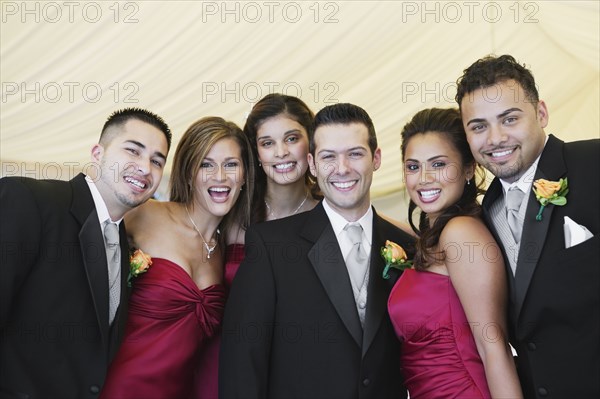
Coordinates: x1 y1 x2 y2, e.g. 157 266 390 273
100 117 255 399
388 108 522 398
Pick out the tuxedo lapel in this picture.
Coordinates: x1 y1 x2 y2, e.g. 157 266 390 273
362 213 387 356
304 204 363 346
70 174 110 349
514 135 566 319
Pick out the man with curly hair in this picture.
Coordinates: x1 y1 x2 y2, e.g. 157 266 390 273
457 54 599 399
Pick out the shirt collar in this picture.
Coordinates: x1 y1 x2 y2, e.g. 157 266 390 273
322 199 373 245
85 175 122 226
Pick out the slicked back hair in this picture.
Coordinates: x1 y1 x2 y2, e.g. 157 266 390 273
310 103 377 156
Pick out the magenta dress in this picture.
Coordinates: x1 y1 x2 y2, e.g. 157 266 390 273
100 258 226 399
388 269 492 399
194 244 245 398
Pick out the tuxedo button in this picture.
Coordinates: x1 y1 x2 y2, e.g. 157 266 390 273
362 378 370 386
538 387 548 396
527 342 537 351
89 385 100 394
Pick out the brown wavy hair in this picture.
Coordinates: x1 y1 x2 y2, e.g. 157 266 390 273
401 108 486 270
169 116 255 239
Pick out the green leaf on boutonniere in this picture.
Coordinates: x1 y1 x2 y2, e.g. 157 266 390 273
533 178 568 221
128 249 152 287
381 240 412 279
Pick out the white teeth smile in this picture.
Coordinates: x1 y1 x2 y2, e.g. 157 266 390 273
420 189 440 199
333 181 356 189
125 177 146 189
491 149 514 158
274 162 294 170
209 187 230 193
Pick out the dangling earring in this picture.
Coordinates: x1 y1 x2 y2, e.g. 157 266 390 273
467 179 471 185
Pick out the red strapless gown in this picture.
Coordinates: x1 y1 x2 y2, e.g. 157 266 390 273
100 258 226 399
388 269 491 399
194 244 245 399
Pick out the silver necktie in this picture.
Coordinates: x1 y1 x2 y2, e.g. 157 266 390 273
104 221 121 324
344 223 369 327
506 187 525 243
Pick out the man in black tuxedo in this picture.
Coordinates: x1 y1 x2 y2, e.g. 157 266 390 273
220 103 414 398
457 54 599 398
0 108 172 398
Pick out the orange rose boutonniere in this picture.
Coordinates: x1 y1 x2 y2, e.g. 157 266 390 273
127 249 152 287
381 240 413 279
532 178 568 221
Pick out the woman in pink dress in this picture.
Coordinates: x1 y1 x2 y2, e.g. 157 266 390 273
100 117 255 399
388 108 522 398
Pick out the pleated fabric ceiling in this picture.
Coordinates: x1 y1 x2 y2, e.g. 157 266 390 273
2 1 598 200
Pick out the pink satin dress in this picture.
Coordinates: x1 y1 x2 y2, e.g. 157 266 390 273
100 258 226 399
194 244 245 398
388 269 492 399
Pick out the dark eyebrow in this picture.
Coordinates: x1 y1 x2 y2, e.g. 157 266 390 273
347 146 367 152
124 140 166 161
466 107 523 127
497 107 522 119
125 140 145 148
405 155 448 163
465 118 486 127
317 146 366 156
203 156 241 162
258 129 301 140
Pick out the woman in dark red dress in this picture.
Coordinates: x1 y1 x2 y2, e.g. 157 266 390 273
100 117 255 399
388 108 523 398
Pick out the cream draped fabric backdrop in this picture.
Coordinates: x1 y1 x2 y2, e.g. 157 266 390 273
1 1 598 220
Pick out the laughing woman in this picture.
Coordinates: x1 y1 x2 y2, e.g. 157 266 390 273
100 117 254 399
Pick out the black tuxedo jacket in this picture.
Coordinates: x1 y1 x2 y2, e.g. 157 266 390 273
219 203 414 399
0 174 130 399
482 135 599 399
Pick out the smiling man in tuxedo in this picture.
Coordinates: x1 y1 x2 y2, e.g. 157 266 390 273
220 103 414 398
0 108 171 398
457 54 599 399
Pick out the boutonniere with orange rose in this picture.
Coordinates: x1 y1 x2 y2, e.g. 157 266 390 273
532 178 568 221
381 240 413 279
127 249 152 287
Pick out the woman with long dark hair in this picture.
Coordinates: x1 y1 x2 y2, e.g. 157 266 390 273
388 108 522 398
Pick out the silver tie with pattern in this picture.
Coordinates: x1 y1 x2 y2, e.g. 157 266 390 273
344 223 369 328
505 187 525 243
104 221 121 324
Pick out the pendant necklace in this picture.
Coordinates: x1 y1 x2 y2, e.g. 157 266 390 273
265 192 309 220
185 205 219 259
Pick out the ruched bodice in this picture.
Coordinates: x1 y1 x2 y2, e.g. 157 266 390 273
101 258 226 399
